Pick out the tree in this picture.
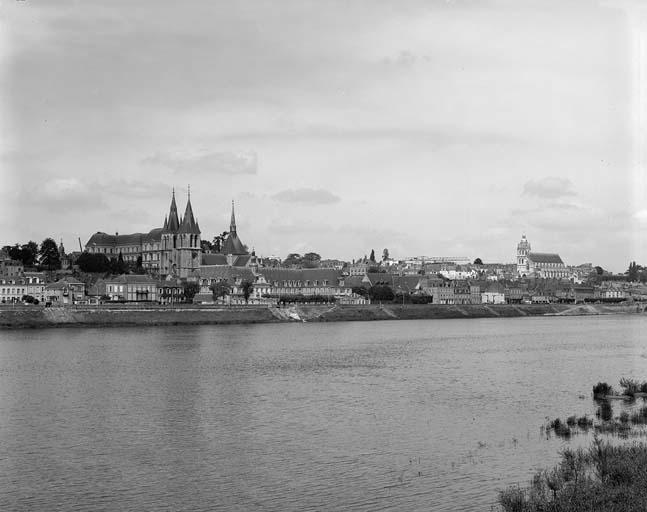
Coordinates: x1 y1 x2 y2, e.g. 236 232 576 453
182 282 200 303
39 238 61 270
77 252 111 273
594 266 604 276
627 261 639 282
368 284 394 302
474 258 483 265
241 280 254 303
302 252 321 268
212 231 228 252
200 240 214 253
283 253 302 267
136 255 143 269
382 248 389 261
210 281 231 302
369 249 376 262
352 286 368 298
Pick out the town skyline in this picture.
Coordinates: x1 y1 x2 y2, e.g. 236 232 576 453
3 1 647 273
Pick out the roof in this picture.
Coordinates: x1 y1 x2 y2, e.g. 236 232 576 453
528 252 564 264
178 197 201 234
221 232 248 255
258 268 342 284
162 192 181 234
364 272 394 286
105 274 157 284
202 253 228 265
193 266 255 282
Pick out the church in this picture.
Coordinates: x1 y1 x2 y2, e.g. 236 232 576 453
85 190 251 279
516 234 568 279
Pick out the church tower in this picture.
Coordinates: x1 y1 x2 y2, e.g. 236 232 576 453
517 234 531 276
161 189 181 277
221 200 248 256
176 187 201 278
160 188 200 278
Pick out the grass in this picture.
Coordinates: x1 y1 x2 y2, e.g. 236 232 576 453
498 437 647 511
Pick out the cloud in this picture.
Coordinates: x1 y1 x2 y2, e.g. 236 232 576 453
32 178 106 209
271 188 340 204
142 149 257 175
523 177 576 199
95 179 170 199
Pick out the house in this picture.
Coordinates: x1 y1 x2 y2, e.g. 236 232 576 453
103 274 158 302
158 278 185 304
481 282 505 305
45 277 86 305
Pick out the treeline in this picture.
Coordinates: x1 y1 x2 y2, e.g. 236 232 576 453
2 238 63 270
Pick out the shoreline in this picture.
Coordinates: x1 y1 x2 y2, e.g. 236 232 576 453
0 303 643 329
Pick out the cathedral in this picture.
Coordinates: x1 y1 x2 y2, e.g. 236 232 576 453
516 234 568 279
85 190 250 279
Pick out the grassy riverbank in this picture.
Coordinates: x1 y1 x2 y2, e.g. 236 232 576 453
0 302 642 329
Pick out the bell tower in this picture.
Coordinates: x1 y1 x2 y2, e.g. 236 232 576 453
516 234 531 276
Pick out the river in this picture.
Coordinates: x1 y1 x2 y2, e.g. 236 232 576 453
1 315 646 511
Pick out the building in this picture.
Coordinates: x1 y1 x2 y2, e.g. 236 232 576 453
516 235 568 279
44 277 86 305
103 274 158 302
482 282 505 304
85 190 202 278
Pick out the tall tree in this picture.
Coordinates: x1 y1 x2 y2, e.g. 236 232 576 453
474 258 483 265
21 241 39 266
382 248 389 261
627 261 639 282
241 281 254 303
39 238 61 270
369 249 376 262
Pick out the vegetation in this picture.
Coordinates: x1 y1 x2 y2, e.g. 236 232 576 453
592 382 614 397
210 281 231 302
382 248 389 261
474 257 483 265
2 241 39 266
38 238 62 270
182 282 200 302
77 252 112 273
368 284 394 302
20 294 39 305
499 438 647 511
240 280 254 303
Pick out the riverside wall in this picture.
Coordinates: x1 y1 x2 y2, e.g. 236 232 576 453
0 302 644 329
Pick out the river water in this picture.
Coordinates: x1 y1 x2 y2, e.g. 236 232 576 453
1 315 646 511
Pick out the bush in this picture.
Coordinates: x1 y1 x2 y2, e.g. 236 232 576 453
619 378 641 397
593 382 613 396
499 439 647 511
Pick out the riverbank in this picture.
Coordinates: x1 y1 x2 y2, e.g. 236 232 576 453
0 302 643 329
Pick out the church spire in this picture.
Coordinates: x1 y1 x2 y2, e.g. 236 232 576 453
179 186 200 234
230 200 237 233
163 188 180 233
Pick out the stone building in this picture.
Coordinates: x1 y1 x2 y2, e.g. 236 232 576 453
516 234 568 278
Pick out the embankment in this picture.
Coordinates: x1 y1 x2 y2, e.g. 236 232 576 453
0 302 643 329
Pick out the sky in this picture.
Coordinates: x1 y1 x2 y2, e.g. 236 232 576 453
1 0 646 272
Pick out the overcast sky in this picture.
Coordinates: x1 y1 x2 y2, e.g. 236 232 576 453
2 0 646 271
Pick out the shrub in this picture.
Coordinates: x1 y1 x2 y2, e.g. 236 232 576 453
566 415 576 427
593 382 613 397
619 378 641 397
641 382 647 394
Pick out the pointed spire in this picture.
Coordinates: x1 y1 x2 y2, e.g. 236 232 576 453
230 200 237 233
178 187 201 234
163 189 181 233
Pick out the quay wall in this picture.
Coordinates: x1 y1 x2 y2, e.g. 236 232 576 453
0 302 644 329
